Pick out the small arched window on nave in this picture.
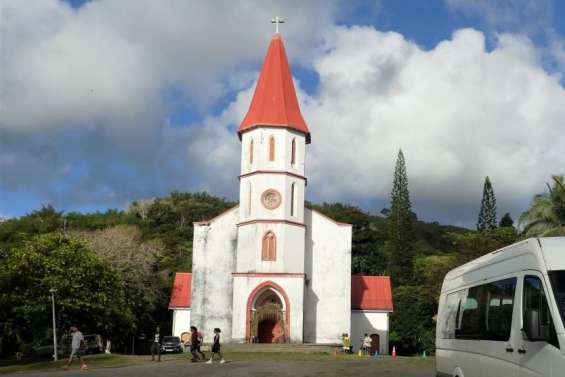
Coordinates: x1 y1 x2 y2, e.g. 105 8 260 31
291 138 296 166
269 136 275 161
262 231 276 261
249 139 254 165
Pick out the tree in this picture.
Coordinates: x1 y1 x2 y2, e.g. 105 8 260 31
449 227 518 264
75 225 164 332
389 285 436 354
0 233 133 354
387 150 415 285
499 213 514 228
477 176 497 232
519 175 565 236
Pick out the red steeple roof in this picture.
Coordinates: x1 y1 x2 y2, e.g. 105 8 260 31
238 34 310 143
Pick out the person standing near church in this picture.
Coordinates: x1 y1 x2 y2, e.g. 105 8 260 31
150 326 161 362
362 333 372 355
206 328 225 364
64 326 88 371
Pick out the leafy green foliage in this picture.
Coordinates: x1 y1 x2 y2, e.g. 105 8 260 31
449 227 519 264
477 176 497 232
387 150 415 285
0 233 133 354
499 212 514 228
519 175 565 236
390 285 436 354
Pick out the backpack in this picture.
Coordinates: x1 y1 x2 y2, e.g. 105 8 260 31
197 331 204 345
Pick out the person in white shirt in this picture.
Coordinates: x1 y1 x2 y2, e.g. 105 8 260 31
64 326 88 371
362 333 372 355
151 326 161 362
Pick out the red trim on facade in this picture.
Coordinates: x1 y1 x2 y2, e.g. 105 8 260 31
239 170 307 184
233 272 305 278
245 281 291 342
237 219 305 228
307 207 352 227
193 205 239 226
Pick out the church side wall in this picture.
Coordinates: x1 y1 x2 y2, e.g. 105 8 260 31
351 311 389 355
172 309 191 338
303 209 352 344
191 207 238 343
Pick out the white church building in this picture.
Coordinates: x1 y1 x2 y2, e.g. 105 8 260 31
169 32 393 354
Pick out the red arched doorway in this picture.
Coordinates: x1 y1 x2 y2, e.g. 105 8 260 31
246 281 290 343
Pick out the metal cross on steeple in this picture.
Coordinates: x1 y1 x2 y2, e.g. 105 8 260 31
271 16 285 34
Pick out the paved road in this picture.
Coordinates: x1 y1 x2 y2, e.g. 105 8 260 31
2 357 436 377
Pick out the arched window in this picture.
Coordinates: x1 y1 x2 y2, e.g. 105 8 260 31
249 139 254 164
247 181 252 216
291 138 296 166
290 183 296 217
269 136 275 161
262 231 276 261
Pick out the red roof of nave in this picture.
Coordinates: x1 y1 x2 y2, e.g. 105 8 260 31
168 272 192 309
351 275 394 311
169 273 393 311
238 34 311 143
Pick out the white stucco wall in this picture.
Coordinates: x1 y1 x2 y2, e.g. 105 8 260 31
191 207 238 343
231 275 304 343
303 208 352 344
236 223 305 273
240 128 306 177
351 311 390 355
172 309 191 338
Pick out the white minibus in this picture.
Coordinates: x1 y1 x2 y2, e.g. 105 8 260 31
436 237 565 377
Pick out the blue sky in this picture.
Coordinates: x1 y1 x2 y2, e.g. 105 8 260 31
2 0 565 228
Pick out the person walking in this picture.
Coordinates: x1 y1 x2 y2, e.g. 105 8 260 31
64 326 88 371
150 326 161 362
342 333 352 353
189 326 202 362
206 328 225 364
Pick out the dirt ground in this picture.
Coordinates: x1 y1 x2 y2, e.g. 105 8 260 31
1 356 436 377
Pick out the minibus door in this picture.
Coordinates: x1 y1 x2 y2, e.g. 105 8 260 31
517 273 561 377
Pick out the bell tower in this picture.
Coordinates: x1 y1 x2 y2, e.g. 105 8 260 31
231 31 310 342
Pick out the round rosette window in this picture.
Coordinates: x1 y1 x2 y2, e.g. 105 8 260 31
261 189 282 210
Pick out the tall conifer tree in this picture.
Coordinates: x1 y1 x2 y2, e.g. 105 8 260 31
477 176 497 231
387 149 415 285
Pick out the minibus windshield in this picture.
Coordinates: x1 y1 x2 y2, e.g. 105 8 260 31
549 270 565 327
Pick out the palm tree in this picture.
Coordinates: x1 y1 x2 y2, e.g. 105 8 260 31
519 175 565 236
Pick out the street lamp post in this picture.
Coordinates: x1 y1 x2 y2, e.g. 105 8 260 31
49 288 58 361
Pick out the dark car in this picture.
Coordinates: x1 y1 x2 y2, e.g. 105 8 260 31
83 334 104 354
160 336 183 353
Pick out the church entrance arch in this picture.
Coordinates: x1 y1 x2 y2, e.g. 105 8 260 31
246 281 290 343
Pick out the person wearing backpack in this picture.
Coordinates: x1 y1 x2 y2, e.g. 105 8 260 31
190 326 205 362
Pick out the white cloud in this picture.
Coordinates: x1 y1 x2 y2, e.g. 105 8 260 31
2 1 565 227
188 26 565 226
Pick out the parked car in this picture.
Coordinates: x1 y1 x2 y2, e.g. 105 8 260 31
160 336 183 353
83 334 104 354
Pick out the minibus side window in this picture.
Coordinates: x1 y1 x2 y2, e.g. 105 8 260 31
523 276 559 348
442 291 464 339
483 278 516 341
457 285 484 339
455 277 516 341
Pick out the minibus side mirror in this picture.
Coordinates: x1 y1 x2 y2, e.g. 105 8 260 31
523 309 550 341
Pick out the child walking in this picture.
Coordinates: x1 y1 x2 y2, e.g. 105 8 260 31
206 328 225 364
